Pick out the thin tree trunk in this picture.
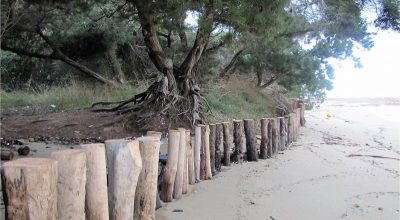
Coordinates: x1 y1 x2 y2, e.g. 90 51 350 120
106 40 126 84
219 49 245 78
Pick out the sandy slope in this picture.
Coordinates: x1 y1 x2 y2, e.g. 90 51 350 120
156 100 400 220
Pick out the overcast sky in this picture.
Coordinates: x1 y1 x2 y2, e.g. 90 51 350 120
326 30 400 98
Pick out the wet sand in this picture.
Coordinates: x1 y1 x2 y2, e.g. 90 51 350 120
156 99 400 220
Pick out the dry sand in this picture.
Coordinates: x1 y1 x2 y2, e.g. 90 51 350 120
156 99 400 220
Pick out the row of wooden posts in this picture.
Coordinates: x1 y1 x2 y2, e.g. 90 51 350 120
1 102 305 220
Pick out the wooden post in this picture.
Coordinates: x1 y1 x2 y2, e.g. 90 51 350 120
215 123 223 172
1 158 57 220
293 111 298 141
173 128 186 199
244 119 258 161
134 136 160 220
284 117 290 147
276 118 281 151
199 125 206 180
194 126 201 182
260 118 269 159
271 118 278 155
51 149 86 220
186 130 195 185
204 125 212 179
209 124 216 176
233 120 243 163
299 103 306 126
288 113 294 144
183 130 189 194
145 131 163 210
105 139 142 220
81 143 109 220
160 130 180 202
267 118 273 157
222 122 231 166
279 117 287 150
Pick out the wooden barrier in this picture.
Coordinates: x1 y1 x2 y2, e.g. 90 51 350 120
233 120 243 163
1 158 57 220
174 128 186 199
145 131 163 210
200 125 207 180
105 139 142 220
244 119 258 161
160 130 180 202
271 118 278 154
279 117 287 150
209 124 217 176
267 118 273 157
81 143 109 220
215 123 223 172
260 118 269 159
194 126 201 182
51 149 86 220
299 103 306 126
183 130 189 193
186 130 195 184
134 136 160 220
222 122 231 166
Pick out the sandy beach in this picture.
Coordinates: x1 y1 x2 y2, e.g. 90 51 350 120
156 99 400 220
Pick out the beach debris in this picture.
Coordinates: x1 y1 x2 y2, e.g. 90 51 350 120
1 150 14 160
347 154 400 161
172 209 183 212
270 216 278 220
17 146 30 155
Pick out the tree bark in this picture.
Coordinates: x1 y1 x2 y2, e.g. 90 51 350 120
233 120 243 163
256 70 263 87
194 125 201 182
260 118 269 159
51 149 86 220
186 130 195 185
209 124 217 176
244 119 258 161
81 143 109 220
173 128 186 199
222 122 231 166
215 123 223 172
160 130 180 202
219 49 245 78
105 139 142 220
106 40 126 84
1 158 57 220
134 136 160 220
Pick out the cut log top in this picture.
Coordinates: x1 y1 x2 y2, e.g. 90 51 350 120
146 131 163 139
2 157 56 168
51 149 85 158
137 136 160 142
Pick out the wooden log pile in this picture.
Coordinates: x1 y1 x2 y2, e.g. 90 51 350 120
1 101 306 220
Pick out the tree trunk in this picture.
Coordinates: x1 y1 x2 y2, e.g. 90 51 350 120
215 123 223 172
81 143 109 220
209 124 217 176
222 122 231 166
194 125 201 182
244 119 258 161
106 40 126 84
134 136 160 220
260 118 269 159
186 130 195 185
160 130 180 202
256 70 263 87
1 158 57 220
173 128 186 199
105 139 142 220
51 149 86 220
219 49 245 78
233 120 243 163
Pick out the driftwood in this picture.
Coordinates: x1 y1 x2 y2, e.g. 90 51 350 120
81 143 109 220
244 119 258 161
160 130 180 202
51 149 87 220
209 124 217 176
260 118 269 159
233 120 243 163
215 123 223 172
1 158 57 220
134 136 160 220
173 128 186 199
105 139 142 220
222 122 231 166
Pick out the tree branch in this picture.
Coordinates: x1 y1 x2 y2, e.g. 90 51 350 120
219 48 245 77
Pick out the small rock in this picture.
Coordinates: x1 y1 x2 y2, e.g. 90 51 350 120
378 207 383 211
